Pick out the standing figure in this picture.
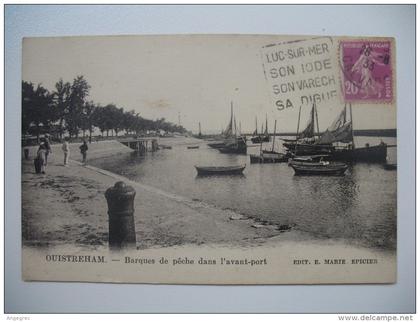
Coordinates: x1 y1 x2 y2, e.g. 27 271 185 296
62 137 70 166
351 45 386 99
35 143 47 174
79 140 88 165
43 134 52 166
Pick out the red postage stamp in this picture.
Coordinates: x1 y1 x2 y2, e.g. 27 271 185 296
340 40 393 103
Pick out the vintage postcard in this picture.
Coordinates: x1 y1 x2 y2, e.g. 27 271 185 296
21 35 396 284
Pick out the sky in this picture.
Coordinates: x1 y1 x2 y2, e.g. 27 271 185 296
22 34 396 134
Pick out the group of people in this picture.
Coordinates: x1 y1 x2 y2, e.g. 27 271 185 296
34 134 89 174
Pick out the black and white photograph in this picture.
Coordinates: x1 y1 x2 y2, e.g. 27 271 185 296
20 34 397 284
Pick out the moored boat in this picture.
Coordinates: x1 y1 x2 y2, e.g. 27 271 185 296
250 120 288 163
216 102 247 154
250 152 288 163
285 102 390 163
250 115 270 143
330 142 387 162
289 155 348 176
218 136 247 154
207 141 225 149
195 164 246 175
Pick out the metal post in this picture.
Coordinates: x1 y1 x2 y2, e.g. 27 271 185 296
105 181 136 250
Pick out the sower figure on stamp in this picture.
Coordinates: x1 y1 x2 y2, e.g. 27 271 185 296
62 137 70 166
351 45 387 99
79 140 88 165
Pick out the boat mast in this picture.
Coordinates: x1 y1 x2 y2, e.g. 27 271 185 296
271 119 277 152
230 101 233 134
255 117 258 135
265 114 268 135
295 105 302 154
349 102 355 149
315 102 320 139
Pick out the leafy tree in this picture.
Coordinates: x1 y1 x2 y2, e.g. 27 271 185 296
80 101 96 141
22 76 188 141
22 81 54 140
66 75 90 137
52 79 71 139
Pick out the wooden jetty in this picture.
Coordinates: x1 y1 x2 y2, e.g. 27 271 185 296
118 137 159 154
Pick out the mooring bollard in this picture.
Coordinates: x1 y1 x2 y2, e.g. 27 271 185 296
105 181 137 250
24 148 29 160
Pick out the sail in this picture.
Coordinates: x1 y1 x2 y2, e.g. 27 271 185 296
253 117 258 135
222 103 234 138
317 106 353 144
264 115 269 135
298 104 315 139
222 118 233 137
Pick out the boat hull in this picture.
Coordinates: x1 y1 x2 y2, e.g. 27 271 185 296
207 142 225 149
195 165 246 176
330 144 387 162
250 135 270 144
250 153 288 164
218 137 247 154
283 142 333 155
290 161 348 176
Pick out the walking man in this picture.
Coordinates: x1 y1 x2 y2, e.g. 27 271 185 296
79 140 88 165
62 137 70 166
43 134 52 166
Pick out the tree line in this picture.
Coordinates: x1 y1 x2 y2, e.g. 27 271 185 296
22 75 186 141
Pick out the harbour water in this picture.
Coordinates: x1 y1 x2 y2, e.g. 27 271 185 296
91 136 397 251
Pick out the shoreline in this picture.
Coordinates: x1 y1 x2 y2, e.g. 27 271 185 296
22 141 295 249
22 141 396 255
21 141 396 284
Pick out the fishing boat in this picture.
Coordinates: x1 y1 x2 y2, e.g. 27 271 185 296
195 164 246 175
187 145 199 149
250 116 270 143
319 104 388 162
289 155 348 176
198 122 202 139
219 136 247 154
217 102 247 154
207 141 226 149
285 102 389 162
250 120 288 163
283 102 334 156
250 152 288 164
331 142 387 162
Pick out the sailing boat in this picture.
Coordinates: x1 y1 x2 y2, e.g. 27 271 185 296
250 119 288 163
286 102 388 162
218 102 247 154
198 122 202 139
325 104 387 162
250 115 270 143
283 102 333 155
